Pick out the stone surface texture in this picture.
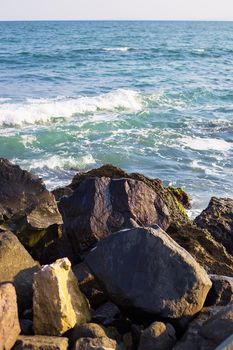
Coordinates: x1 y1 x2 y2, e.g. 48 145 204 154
74 337 117 350
0 158 63 259
206 274 233 306
59 176 171 257
174 303 233 350
195 197 233 254
86 226 212 318
0 231 38 313
33 258 91 336
138 321 176 350
13 335 68 350
0 283 21 350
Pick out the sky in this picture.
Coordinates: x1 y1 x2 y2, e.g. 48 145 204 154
1 0 233 21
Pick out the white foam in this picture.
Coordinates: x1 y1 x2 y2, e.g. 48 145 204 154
20 135 37 148
0 89 142 127
26 154 96 171
103 47 129 52
182 136 232 151
192 48 205 54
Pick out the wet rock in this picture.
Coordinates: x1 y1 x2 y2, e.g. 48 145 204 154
167 223 233 276
0 231 39 313
33 258 91 336
206 275 233 306
0 159 63 259
74 337 117 350
73 262 107 308
13 335 68 350
174 303 233 350
194 197 233 255
0 283 21 350
59 176 171 258
86 226 212 318
138 321 176 350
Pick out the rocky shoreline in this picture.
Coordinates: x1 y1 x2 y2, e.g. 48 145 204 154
0 158 233 350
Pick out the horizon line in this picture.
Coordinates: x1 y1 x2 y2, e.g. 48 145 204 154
1 19 233 22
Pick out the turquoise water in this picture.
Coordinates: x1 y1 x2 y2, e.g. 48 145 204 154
0 21 233 217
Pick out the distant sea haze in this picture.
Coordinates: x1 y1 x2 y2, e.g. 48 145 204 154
0 20 232 217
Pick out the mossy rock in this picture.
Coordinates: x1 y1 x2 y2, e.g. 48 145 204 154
68 164 190 227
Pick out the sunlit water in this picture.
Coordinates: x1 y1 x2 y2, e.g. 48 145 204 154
0 21 233 217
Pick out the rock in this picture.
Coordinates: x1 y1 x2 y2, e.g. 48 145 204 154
74 337 117 350
92 302 122 326
0 231 39 314
59 176 171 258
0 159 63 260
122 333 133 350
138 321 176 350
168 186 192 209
86 226 212 318
174 303 233 350
194 197 233 255
19 319 33 335
73 262 107 308
206 275 233 306
69 164 189 226
0 283 21 350
69 323 112 348
33 258 91 336
167 223 233 276
13 335 68 350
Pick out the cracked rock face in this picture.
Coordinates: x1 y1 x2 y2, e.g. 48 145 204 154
194 197 233 255
0 283 21 350
0 158 63 257
33 258 91 336
59 176 171 258
86 226 212 319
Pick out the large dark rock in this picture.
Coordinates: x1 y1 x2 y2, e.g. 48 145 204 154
64 164 190 225
167 223 233 276
0 231 39 314
206 275 233 306
194 197 233 255
59 176 171 258
0 159 63 259
0 283 21 350
86 226 212 318
174 303 233 350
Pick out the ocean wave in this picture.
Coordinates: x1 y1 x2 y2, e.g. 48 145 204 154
181 136 232 151
17 154 96 171
103 47 130 52
0 89 142 127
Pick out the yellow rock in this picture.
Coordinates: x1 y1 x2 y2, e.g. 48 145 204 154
33 258 91 336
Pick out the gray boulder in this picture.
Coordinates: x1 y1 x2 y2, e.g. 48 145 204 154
86 226 212 318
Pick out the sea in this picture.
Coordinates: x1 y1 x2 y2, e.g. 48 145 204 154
0 20 233 218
